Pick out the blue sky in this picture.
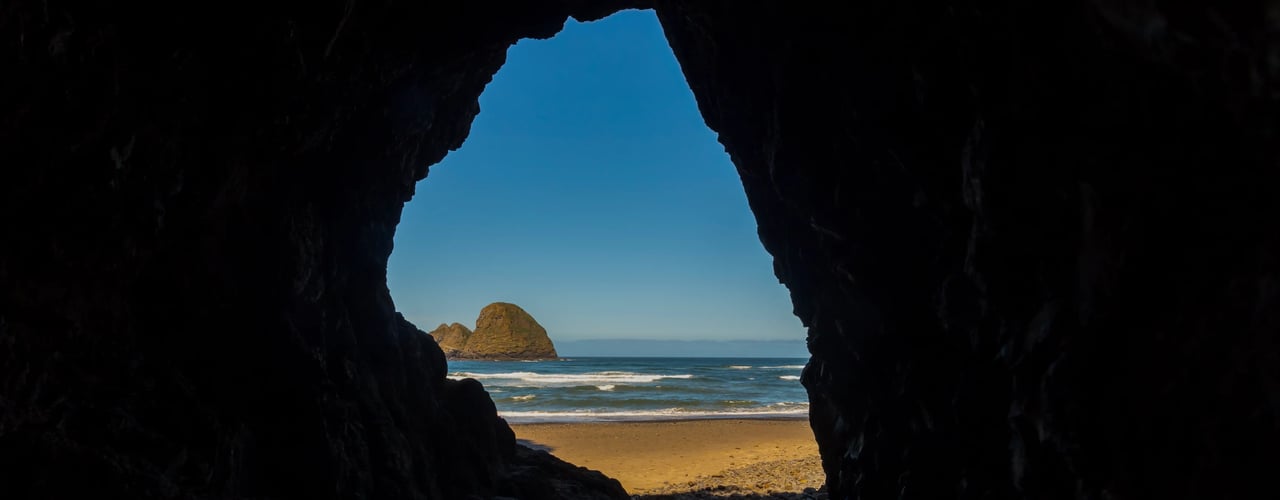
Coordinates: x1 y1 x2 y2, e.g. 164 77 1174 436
388 10 806 349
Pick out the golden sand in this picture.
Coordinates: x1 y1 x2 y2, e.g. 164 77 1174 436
511 419 823 495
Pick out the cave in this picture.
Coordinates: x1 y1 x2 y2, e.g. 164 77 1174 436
2 1 1277 499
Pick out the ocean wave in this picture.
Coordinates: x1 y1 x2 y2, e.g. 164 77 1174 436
778 375 801 381
499 405 810 423
596 385 615 391
449 371 536 380
726 365 753 369
448 370 695 385
510 394 536 401
762 365 806 370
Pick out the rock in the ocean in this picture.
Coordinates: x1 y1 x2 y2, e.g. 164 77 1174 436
433 303 558 360
429 322 473 357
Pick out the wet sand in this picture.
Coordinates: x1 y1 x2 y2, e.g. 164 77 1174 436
511 419 824 496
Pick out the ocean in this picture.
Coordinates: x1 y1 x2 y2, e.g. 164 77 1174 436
447 357 810 423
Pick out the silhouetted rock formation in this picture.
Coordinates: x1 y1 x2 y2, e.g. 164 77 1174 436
656 3 1280 498
0 1 637 498
2 0 1277 499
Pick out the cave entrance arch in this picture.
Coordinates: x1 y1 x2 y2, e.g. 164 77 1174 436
5 0 1270 498
385 8 815 477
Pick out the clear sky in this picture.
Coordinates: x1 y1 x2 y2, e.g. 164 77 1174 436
388 10 806 348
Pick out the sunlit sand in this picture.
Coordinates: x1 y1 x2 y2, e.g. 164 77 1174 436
512 419 824 497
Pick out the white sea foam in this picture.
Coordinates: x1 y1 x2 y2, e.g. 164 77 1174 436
510 394 536 401
448 371 694 385
778 375 801 381
450 371 540 380
727 365 753 369
762 365 806 370
499 405 810 424
596 385 616 391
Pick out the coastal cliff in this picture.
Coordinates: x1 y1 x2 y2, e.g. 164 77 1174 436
430 303 559 360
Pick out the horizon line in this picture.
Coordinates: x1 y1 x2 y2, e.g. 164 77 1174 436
555 338 804 343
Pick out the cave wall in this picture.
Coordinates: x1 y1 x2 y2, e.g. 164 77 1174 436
0 0 638 498
2 0 1278 499
655 1 1280 498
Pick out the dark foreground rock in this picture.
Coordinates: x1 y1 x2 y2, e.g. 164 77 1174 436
0 1 635 498
657 2 1280 498
2 0 1277 499
506 444 629 499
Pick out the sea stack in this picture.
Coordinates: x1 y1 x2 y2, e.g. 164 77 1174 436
428 302 558 360
428 322 473 358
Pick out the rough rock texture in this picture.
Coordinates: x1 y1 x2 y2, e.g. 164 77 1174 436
427 303 558 360
429 322 474 357
507 444 628 499
2 0 1278 499
0 0 640 498
655 1 1280 499
459 303 559 360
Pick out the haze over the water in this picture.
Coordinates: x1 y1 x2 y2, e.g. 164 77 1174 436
389 11 805 355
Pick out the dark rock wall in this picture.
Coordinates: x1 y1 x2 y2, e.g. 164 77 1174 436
2 0 1277 499
0 0 636 498
656 1 1279 498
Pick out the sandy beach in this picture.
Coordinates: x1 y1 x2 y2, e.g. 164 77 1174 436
511 419 825 497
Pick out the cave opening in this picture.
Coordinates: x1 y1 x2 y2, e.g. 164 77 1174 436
4 1 1277 499
385 9 820 494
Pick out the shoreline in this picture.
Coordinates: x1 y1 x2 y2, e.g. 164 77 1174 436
502 414 810 425
510 418 823 496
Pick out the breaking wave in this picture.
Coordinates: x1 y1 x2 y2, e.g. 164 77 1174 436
449 371 695 385
500 404 810 423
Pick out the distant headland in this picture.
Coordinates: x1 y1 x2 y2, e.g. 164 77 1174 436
429 302 559 360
